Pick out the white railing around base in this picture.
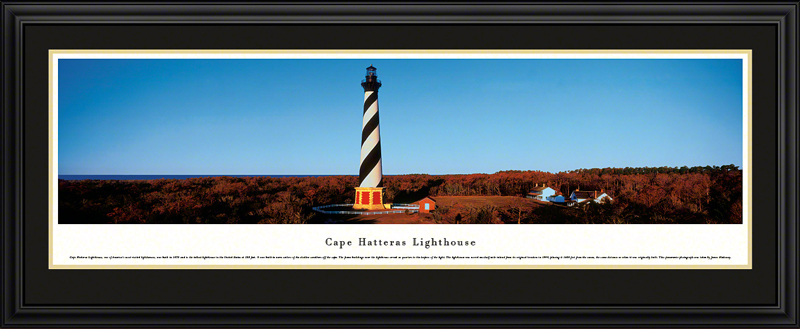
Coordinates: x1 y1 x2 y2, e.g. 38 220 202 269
312 204 419 215
390 203 420 209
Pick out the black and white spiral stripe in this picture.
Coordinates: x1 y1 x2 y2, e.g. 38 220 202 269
359 90 383 187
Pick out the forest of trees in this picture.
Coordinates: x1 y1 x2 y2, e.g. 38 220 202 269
58 165 742 224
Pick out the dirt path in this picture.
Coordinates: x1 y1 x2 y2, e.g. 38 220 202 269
311 196 546 224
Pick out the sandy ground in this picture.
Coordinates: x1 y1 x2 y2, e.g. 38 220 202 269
311 212 435 224
433 196 547 210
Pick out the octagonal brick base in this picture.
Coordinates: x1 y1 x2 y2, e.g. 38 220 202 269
353 187 386 210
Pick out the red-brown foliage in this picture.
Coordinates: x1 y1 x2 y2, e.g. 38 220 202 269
59 165 742 224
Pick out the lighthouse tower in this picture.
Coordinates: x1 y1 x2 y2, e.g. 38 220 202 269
354 65 385 210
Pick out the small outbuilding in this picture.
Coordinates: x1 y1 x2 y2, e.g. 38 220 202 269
569 189 613 204
547 193 565 203
415 197 437 213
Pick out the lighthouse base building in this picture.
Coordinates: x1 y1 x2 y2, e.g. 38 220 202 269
353 187 385 210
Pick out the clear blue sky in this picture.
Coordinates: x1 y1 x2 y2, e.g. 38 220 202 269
57 58 744 175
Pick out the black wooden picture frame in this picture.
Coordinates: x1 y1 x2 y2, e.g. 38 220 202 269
2 2 798 327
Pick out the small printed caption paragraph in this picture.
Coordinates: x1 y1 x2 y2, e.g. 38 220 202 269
68 255 733 262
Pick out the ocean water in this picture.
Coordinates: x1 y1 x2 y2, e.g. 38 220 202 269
58 174 351 181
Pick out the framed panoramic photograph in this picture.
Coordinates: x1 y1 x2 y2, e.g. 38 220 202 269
2 1 798 328
49 50 752 270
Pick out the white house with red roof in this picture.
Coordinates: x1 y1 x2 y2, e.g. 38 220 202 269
526 184 557 201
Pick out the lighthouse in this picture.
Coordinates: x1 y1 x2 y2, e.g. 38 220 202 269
354 65 385 210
